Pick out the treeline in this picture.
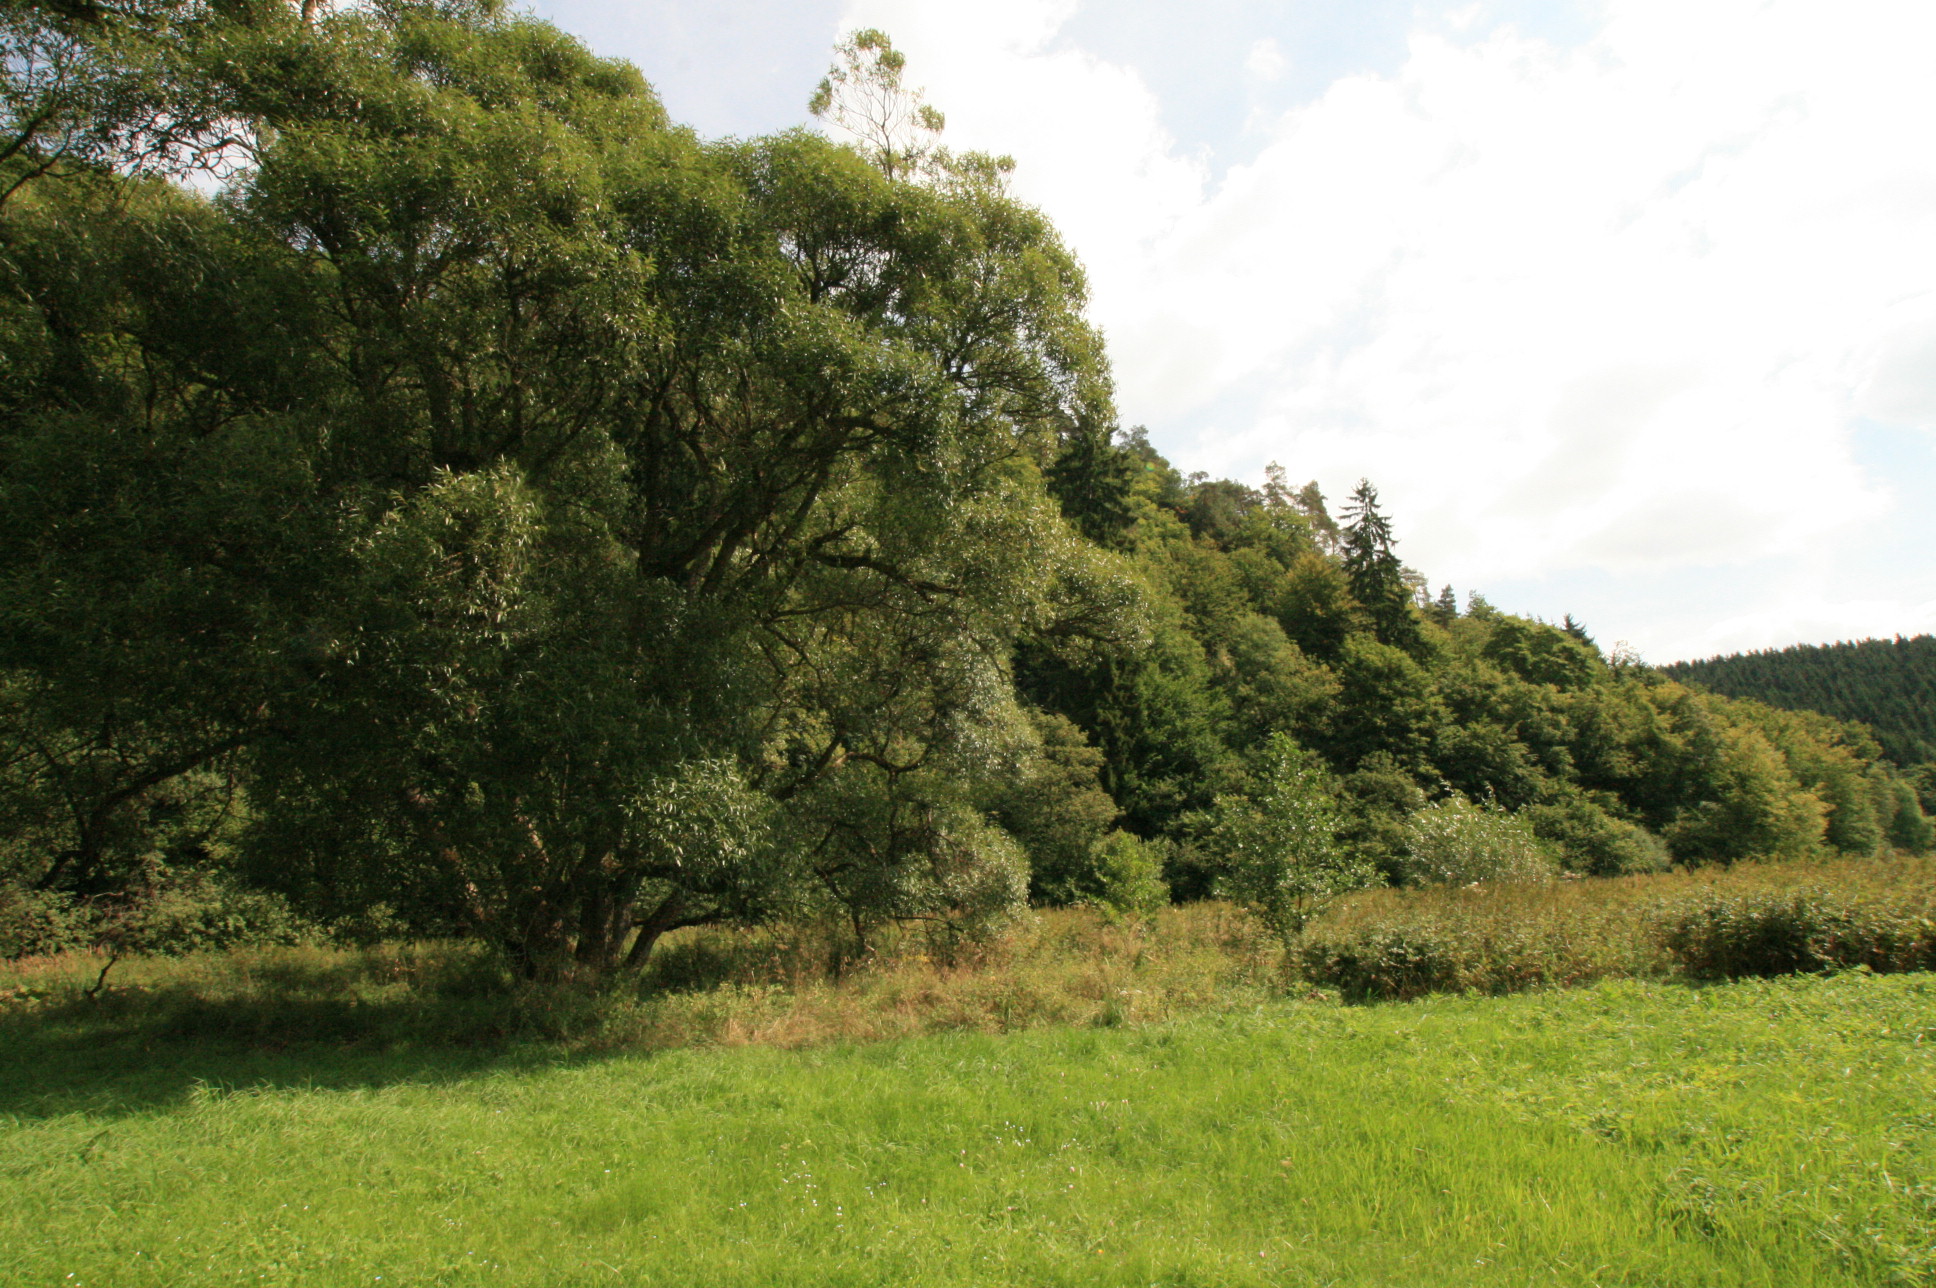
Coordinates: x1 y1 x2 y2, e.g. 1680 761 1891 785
1662 636 1936 767
1016 443 1934 916
1 2 1929 978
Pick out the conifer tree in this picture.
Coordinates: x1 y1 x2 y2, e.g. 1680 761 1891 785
1046 420 1137 547
1340 480 1424 656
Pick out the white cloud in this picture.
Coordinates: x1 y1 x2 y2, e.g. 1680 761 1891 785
840 0 1936 657
1244 37 1286 83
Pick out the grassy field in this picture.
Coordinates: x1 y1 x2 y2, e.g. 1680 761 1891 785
3 967 1931 1287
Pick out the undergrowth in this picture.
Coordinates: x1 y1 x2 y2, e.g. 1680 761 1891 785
1297 854 1936 1000
0 904 1284 1057
3 857 1933 1064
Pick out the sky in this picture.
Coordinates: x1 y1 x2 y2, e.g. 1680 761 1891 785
524 0 1936 664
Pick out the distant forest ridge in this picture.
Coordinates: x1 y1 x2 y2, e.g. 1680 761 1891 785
1661 635 1936 766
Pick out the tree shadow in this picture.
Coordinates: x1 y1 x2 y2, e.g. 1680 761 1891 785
0 959 647 1122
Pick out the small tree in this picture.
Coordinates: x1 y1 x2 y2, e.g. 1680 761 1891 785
1204 733 1372 937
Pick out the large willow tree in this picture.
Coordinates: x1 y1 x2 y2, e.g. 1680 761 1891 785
0 0 1136 975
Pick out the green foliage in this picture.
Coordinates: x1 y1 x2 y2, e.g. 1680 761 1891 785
1084 830 1170 915
0 887 94 959
3 7 1123 975
1294 907 1635 1003
1201 733 1373 935
1663 633 1936 765
807 27 949 181
1015 612 1233 847
991 711 1119 906
0 870 317 959
1324 633 1441 772
1271 551 1360 661
1910 762 1936 815
1335 752 1427 880
1339 479 1425 657
1883 777 1934 853
1659 887 1936 979
1398 794 1558 887
1045 421 1138 547
5 0 1930 985
1660 720 1828 864
1297 855 1936 1001
1523 794 1672 877
1481 615 1600 690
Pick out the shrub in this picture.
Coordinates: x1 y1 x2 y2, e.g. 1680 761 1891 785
994 712 1121 906
1399 794 1556 886
1294 881 1654 1001
1337 752 1426 883
1297 855 1936 1001
1662 724 1827 864
1293 924 1464 1002
1524 797 1671 877
1086 831 1170 915
0 887 98 958
0 872 319 961
1202 733 1374 937
112 871 321 956
1658 886 1936 979
1883 779 1934 854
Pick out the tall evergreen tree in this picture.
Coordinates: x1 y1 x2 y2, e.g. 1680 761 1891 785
1340 480 1424 656
1046 419 1137 547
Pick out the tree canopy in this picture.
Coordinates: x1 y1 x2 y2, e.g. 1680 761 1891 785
2 1 1927 975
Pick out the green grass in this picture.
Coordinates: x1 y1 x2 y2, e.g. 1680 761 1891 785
3 971 1932 1287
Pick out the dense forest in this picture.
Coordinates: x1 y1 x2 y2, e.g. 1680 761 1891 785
1663 636 1936 768
2 0 1930 979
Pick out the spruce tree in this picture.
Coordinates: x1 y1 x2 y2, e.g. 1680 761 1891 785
1340 480 1424 656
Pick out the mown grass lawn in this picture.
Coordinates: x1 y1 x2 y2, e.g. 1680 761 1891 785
3 971 1931 1287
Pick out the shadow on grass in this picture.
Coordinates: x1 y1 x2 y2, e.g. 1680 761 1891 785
0 951 648 1122
0 906 1294 1121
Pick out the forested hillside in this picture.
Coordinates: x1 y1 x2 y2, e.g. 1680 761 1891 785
2 0 1929 979
1663 636 1936 766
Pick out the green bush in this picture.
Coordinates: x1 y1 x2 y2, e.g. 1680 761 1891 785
1399 794 1556 886
1293 924 1464 1002
1294 882 1652 1002
1524 797 1671 877
0 872 319 960
1086 831 1170 915
0 888 99 958
1202 734 1374 937
1883 779 1934 854
114 872 321 956
1297 856 1936 1001
1658 887 1936 979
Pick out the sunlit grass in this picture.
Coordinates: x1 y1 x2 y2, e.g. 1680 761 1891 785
3 871 1932 1285
2 971 1931 1286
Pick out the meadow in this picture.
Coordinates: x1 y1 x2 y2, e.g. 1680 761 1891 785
2 973 1931 1287
3 861 1935 1287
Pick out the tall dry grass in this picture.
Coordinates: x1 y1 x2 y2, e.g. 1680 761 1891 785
0 904 1287 1053
5 856 1933 1052
1297 854 1936 1000
629 901 1285 1047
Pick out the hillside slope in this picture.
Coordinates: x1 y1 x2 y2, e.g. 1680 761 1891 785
1662 635 1936 765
